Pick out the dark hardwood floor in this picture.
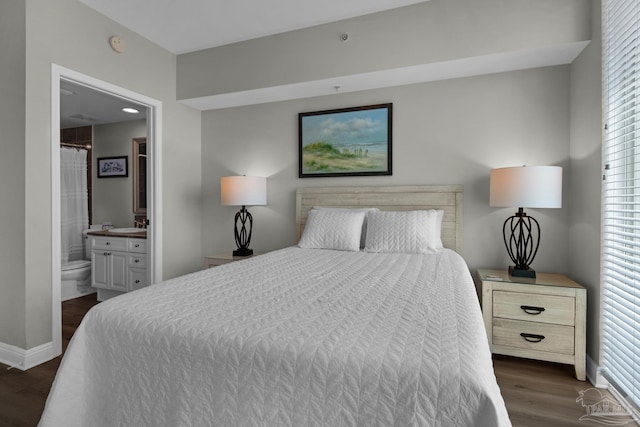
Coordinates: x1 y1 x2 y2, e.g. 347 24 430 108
493 355 637 427
0 295 636 427
0 295 99 427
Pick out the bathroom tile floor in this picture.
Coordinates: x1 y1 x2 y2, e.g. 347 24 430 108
0 294 98 427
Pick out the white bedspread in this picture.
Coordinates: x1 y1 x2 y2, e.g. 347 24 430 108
40 248 511 426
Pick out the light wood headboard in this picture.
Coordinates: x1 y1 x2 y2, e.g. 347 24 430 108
295 185 464 254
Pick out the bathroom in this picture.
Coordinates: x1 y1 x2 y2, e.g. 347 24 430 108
60 80 148 301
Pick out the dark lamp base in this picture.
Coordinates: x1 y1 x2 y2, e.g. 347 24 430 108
509 265 536 278
232 248 254 257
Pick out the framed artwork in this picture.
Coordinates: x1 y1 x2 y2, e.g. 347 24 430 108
97 156 128 178
299 103 392 178
132 138 147 214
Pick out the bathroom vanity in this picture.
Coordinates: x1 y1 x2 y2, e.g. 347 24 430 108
88 230 147 301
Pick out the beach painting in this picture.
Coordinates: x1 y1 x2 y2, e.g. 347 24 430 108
299 103 392 177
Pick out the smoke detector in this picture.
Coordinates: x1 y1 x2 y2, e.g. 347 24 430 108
109 36 126 53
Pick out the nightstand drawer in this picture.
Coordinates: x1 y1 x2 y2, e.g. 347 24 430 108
493 291 575 326
493 318 574 355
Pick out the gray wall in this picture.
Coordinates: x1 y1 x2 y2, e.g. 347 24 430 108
202 65 572 276
569 0 602 365
193 0 604 368
1 0 603 371
1 0 202 352
92 119 146 228
197 0 601 365
0 0 27 348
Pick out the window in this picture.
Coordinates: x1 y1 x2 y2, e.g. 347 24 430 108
602 0 640 412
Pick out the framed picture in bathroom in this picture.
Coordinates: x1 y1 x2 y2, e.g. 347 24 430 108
97 156 128 178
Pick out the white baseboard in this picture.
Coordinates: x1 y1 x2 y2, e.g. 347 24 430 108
587 355 640 422
586 353 609 388
0 340 57 371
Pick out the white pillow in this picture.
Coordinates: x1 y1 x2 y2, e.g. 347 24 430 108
364 210 444 254
298 209 366 251
312 206 379 248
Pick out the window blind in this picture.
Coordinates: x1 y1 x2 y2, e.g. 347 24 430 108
602 0 640 412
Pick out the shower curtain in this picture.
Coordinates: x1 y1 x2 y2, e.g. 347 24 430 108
61 147 89 264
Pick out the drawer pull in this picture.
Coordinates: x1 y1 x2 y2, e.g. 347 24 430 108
520 305 546 315
135 280 140 284
520 333 545 343
134 259 140 263
134 244 140 248
106 242 110 246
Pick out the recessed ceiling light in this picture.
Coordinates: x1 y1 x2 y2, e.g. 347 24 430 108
122 107 139 114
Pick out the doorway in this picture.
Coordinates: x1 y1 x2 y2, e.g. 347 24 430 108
51 65 163 357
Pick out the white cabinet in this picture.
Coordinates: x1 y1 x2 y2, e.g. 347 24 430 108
92 250 128 291
127 244 148 291
90 235 148 300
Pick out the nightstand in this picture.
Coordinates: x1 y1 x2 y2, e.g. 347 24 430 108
204 251 260 268
478 269 586 381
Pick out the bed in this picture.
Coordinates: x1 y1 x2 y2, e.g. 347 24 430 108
39 185 511 427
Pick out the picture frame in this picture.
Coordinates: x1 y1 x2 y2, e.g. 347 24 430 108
97 156 128 178
132 138 147 214
299 103 392 178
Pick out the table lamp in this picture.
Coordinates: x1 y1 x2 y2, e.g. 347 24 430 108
221 176 267 256
490 165 562 278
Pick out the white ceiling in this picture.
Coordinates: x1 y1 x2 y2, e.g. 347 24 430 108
79 0 431 55
60 80 147 128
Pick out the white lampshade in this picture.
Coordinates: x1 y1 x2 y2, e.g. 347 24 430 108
221 176 267 206
490 166 562 208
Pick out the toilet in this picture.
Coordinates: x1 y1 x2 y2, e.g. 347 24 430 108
61 228 97 301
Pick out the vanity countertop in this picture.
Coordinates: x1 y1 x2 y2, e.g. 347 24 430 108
87 230 147 239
